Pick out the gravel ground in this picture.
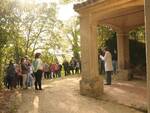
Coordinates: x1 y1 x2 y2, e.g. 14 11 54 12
16 76 146 113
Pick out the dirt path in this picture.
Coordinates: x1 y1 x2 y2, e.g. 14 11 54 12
16 76 144 113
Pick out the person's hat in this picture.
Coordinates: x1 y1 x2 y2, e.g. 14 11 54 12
35 52 41 56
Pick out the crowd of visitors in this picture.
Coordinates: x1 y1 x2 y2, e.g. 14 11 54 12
4 54 81 90
4 47 116 89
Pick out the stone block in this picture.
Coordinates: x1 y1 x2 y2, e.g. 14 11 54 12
80 76 103 97
113 69 130 81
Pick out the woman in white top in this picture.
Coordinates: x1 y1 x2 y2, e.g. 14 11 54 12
32 53 43 90
100 48 113 85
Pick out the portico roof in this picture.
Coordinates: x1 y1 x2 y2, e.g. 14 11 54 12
74 0 103 11
74 0 144 31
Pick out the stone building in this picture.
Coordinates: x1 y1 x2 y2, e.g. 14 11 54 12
74 0 150 112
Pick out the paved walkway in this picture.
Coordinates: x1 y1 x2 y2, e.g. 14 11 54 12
15 76 146 113
102 78 146 111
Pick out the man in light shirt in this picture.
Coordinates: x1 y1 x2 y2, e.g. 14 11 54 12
100 47 113 85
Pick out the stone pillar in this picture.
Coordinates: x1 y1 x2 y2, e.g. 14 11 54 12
116 32 130 80
80 15 103 97
124 34 130 69
144 0 150 112
117 32 130 69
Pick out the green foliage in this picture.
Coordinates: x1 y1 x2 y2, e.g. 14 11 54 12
129 26 146 66
97 25 146 69
41 49 57 64
129 26 145 42
97 25 115 51
60 0 85 4
0 0 66 88
62 17 80 60
17 2 59 56
0 0 16 88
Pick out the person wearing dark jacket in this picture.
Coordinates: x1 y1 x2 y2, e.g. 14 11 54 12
6 60 16 90
62 59 69 76
112 50 117 74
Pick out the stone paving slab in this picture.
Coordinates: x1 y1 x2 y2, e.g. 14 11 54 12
102 79 147 112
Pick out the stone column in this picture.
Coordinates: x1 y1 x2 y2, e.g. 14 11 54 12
116 32 130 80
117 32 130 69
80 14 103 97
144 0 150 112
124 34 130 69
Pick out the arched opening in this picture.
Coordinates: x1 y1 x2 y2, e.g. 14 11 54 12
97 25 117 75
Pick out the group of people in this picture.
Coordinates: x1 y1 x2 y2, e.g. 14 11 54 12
43 62 62 79
63 57 81 76
4 53 43 90
99 47 117 85
4 53 81 90
4 48 116 89
43 57 81 79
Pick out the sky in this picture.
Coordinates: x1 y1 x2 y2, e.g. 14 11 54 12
58 3 78 20
18 0 78 20
36 0 78 21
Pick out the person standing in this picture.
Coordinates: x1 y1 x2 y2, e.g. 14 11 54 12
100 48 113 85
15 64 23 88
70 57 76 75
28 61 34 88
32 53 43 90
21 58 28 89
43 63 50 79
50 63 55 78
24 56 30 88
99 49 105 74
112 49 117 74
57 62 62 77
6 60 16 90
75 60 80 74
62 59 69 76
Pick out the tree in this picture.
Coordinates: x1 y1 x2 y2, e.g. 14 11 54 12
97 25 115 51
0 0 62 88
0 0 17 88
60 0 86 4
16 2 58 56
62 17 80 60
0 0 84 89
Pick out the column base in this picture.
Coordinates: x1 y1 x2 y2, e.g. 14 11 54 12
113 69 130 80
80 76 103 97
